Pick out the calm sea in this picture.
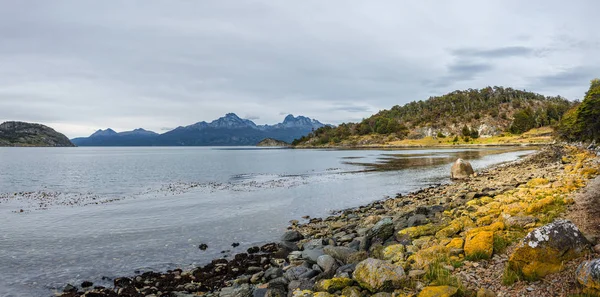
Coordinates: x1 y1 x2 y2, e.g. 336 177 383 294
0 146 534 296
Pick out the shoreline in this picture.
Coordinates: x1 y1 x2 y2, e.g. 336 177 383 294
292 142 552 150
56 144 600 297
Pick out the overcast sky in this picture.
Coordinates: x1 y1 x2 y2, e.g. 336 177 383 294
1 1 598 138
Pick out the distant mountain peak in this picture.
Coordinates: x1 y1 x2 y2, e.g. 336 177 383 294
91 128 118 137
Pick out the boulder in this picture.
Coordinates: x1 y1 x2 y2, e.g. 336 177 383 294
576 258 600 294
220 284 254 297
408 214 429 227
361 217 394 250
302 248 325 264
316 255 338 273
282 231 304 242
352 258 406 292
450 159 474 180
314 277 355 293
418 286 458 297
464 231 494 260
508 219 591 280
323 246 356 263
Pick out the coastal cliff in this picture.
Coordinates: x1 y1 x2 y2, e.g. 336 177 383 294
0 121 75 147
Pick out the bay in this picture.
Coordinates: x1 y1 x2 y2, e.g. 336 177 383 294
0 146 533 296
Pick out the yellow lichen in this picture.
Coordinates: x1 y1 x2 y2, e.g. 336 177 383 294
398 224 439 239
417 285 459 297
464 231 494 260
382 244 406 263
446 238 464 249
409 245 449 270
315 278 355 293
435 219 463 238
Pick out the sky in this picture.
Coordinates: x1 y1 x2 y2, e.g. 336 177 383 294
0 1 599 138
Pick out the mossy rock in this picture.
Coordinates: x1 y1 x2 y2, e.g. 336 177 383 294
464 231 493 260
353 258 406 292
417 285 459 297
508 219 591 280
398 224 439 239
315 278 355 293
446 238 464 250
435 220 463 239
382 244 405 263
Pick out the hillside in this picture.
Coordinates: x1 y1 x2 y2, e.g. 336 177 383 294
72 113 329 146
0 121 75 147
293 86 573 146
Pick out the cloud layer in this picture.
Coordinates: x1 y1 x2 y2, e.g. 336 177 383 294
0 0 598 137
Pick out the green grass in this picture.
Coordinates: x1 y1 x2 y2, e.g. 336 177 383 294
465 251 491 261
501 266 521 286
425 259 465 295
493 235 510 254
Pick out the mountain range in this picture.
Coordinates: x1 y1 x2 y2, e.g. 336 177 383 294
71 113 329 146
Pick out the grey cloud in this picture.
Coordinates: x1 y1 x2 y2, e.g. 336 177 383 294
534 67 599 88
244 115 260 120
0 0 598 137
452 46 533 58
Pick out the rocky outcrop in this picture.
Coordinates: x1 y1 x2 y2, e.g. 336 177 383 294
0 121 75 147
450 158 474 179
508 219 591 280
257 138 291 147
576 258 600 295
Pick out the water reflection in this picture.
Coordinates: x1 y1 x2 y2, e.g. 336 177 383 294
344 147 534 171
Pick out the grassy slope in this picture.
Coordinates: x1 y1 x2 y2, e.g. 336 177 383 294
296 126 554 148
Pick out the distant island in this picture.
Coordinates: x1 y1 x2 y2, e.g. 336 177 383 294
0 121 75 147
256 138 291 147
71 113 329 146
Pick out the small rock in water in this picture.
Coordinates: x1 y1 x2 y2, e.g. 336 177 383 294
81 281 93 288
247 246 260 254
199 243 208 250
232 242 240 248
63 284 77 293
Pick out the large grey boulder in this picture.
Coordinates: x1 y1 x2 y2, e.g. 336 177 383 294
450 158 474 179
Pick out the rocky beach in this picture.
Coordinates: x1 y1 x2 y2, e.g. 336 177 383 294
55 144 600 297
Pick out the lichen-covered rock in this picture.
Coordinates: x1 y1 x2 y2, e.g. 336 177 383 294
352 258 406 292
451 158 474 179
398 224 439 239
576 259 600 294
503 215 537 228
446 238 464 250
435 219 463 238
418 285 459 297
509 219 591 280
341 286 362 297
382 244 405 263
464 231 493 260
314 278 354 293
